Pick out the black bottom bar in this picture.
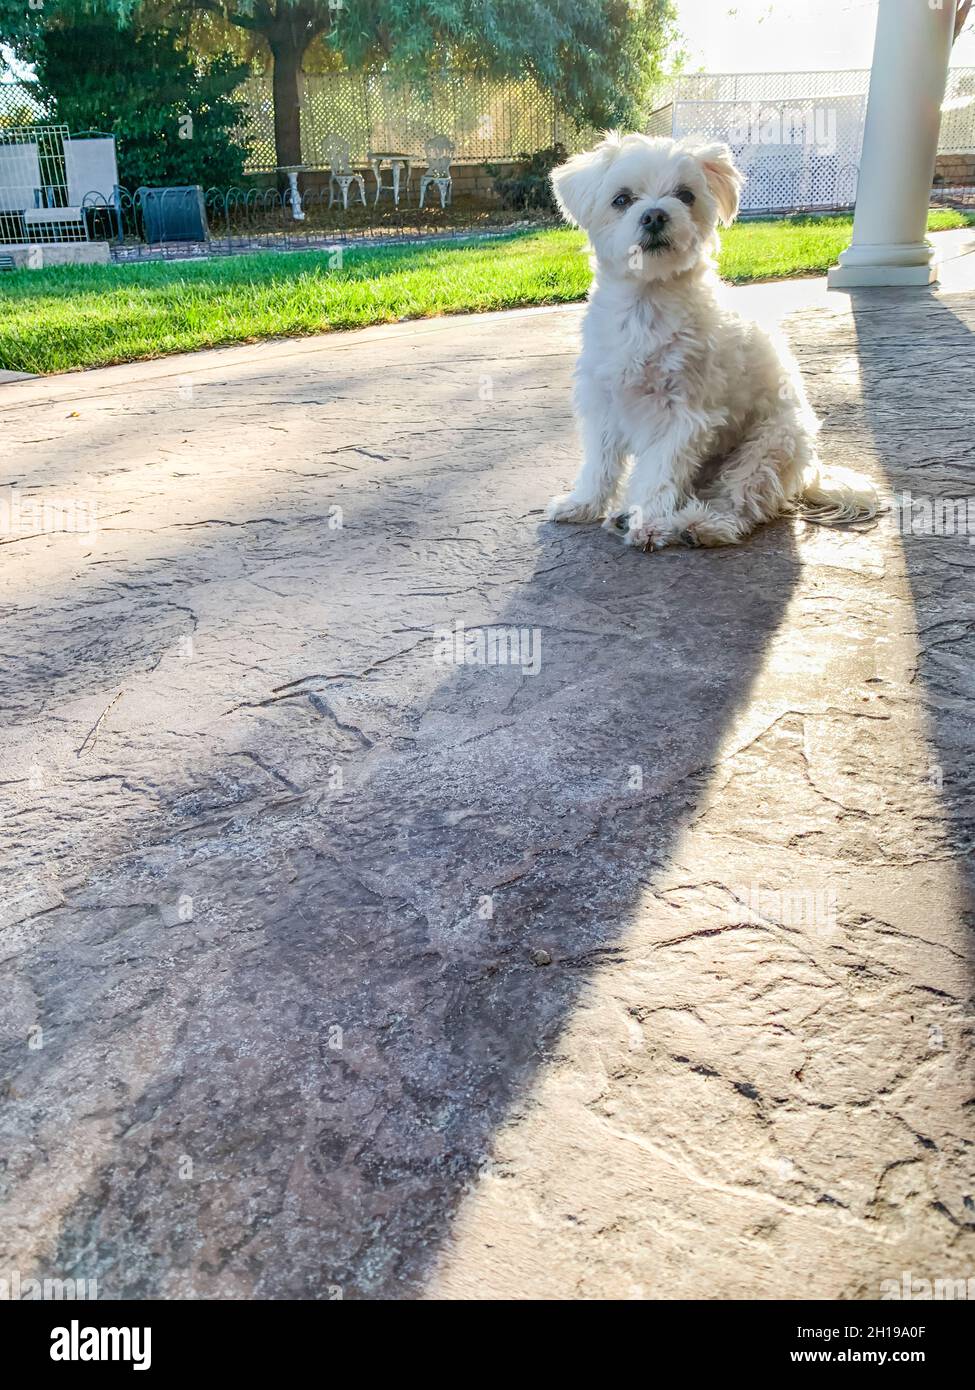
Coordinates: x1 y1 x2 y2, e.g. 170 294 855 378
3 1297 969 1373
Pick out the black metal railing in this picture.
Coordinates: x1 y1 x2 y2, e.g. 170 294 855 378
92 183 560 261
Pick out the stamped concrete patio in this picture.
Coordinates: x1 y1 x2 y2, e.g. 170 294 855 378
1 230 974 1300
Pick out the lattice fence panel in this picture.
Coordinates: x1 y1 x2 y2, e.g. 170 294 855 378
239 65 974 174
671 70 873 103
672 95 866 212
655 69 975 155
234 76 276 172
941 68 975 153
238 69 598 171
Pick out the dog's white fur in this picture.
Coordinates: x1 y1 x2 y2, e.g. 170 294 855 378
546 132 877 549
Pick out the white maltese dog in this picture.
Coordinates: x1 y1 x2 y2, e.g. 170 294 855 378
546 133 877 549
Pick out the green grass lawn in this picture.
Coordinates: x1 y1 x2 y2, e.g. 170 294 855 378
1 209 972 376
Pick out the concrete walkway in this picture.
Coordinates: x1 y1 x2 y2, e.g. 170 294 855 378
1 232 974 1299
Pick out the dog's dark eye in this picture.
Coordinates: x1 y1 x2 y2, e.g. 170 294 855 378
611 191 633 209
674 186 696 205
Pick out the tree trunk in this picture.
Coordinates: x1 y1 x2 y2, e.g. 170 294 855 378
269 31 306 170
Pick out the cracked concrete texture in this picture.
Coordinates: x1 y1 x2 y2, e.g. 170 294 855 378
1 232 974 1300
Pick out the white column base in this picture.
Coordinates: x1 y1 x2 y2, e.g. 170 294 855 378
827 240 938 288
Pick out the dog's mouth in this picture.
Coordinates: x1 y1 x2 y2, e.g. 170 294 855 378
639 233 672 255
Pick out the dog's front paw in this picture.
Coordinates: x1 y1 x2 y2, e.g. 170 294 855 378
602 504 672 550
546 492 604 524
602 509 638 536
610 510 678 552
624 520 674 553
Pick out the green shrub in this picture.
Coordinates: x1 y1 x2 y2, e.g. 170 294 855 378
35 19 251 190
487 144 569 214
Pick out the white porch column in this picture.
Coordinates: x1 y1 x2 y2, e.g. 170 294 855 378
828 0 957 288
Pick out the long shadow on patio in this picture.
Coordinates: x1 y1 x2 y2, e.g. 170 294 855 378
0 440 800 1295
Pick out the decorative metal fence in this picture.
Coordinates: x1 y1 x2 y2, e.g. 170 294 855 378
95 184 560 262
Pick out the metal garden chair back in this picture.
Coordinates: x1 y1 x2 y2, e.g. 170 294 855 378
325 134 366 210
419 135 455 209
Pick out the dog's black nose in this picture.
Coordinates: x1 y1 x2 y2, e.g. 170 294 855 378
640 208 670 231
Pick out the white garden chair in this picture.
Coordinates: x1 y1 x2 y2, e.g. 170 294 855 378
418 136 454 209
64 135 122 240
325 135 366 210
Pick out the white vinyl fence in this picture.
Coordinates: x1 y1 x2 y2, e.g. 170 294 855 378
646 68 975 214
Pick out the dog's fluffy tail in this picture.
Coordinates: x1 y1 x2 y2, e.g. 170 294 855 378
793 463 881 527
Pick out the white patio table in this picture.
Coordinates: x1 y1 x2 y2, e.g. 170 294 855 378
368 151 413 207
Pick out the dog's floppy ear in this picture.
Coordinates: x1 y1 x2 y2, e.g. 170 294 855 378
683 140 744 225
550 133 621 229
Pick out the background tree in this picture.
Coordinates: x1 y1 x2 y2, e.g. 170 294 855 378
1 0 678 171
183 0 678 169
